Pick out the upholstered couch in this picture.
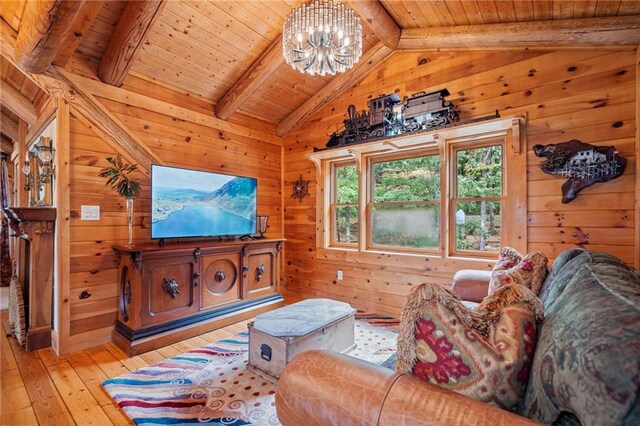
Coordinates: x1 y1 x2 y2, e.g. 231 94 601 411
275 249 640 426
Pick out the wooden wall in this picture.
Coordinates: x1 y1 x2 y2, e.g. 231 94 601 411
67 89 283 352
281 49 637 317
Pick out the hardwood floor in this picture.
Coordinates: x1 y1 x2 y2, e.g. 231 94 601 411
0 310 254 425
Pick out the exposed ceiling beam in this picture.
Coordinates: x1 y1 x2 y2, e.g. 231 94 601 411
216 1 401 121
36 67 163 173
399 16 640 50
53 1 106 68
346 0 400 49
97 0 166 86
215 35 284 120
0 81 38 124
277 41 394 137
0 114 19 141
14 0 88 73
2 21 161 173
1 133 13 154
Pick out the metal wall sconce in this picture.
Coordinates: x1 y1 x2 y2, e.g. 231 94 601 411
22 136 55 206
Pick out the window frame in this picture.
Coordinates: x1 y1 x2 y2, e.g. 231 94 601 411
366 148 442 254
448 138 506 258
309 117 527 262
330 160 359 248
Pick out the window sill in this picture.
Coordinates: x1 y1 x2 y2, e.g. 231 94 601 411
316 247 496 273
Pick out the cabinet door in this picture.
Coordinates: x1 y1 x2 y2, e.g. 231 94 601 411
141 256 198 326
201 253 241 310
245 247 277 298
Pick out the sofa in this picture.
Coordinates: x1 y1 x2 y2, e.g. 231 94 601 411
275 249 640 425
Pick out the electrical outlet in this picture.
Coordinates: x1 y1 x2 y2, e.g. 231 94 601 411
337 269 343 281
81 205 100 221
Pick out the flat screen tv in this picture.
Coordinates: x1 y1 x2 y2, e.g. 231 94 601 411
151 165 257 239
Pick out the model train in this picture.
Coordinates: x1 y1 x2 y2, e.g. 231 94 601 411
326 88 459 148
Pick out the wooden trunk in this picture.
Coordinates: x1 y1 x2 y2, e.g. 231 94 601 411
113 238 284 355
247 313 355 379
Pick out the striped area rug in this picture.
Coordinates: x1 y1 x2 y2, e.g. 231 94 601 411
102 318 398 425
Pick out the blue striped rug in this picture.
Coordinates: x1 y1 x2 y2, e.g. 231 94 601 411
102 319 397 425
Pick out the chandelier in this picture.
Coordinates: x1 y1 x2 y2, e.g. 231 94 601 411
283 0 362 76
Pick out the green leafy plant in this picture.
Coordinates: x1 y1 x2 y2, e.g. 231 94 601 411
98 155 141 198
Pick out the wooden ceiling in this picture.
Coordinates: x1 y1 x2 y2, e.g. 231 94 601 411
0 53 48 144
2 0 640 138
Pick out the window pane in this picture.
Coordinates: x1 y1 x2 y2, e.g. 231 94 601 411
336 165 358 204
456 145 502 197
373 155 440 202
455 201 501 252
371 204 439 249
335 205 359 244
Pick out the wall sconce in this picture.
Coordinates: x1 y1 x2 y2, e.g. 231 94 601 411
34 144 55 184
21 161 31 191
22 138 55 192
256 215 269 239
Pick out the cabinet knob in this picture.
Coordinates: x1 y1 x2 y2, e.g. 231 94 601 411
193 282 199 287
193 272 201 279
242 265 249 272
214 270 226 282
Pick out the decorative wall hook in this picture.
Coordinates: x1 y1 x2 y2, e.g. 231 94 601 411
533 139 626 203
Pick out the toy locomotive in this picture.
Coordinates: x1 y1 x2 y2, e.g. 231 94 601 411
326 88 459 148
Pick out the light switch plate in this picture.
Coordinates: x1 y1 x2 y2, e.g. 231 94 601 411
81 205 100 221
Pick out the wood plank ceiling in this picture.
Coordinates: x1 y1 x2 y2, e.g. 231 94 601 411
0 53 47 143
4 0 640 136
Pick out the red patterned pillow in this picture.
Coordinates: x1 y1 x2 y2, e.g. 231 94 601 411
489 251 549 296
494 246 523 272
397 283 543 411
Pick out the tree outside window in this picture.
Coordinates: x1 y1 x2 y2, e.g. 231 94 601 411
454 145 503 252
333 164 358 245
370 154 440 249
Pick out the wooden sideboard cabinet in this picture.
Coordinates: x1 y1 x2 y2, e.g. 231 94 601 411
113 239 284 355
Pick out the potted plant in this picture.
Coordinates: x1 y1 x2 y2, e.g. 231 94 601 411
98 155 141 246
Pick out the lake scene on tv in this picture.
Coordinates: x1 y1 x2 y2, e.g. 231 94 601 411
151 165 257 239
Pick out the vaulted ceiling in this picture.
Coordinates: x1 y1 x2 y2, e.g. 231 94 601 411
1 0 640 146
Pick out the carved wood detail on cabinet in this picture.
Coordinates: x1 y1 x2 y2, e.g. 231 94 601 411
113 239 284 355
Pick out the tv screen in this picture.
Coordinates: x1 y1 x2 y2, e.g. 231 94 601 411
151 165 257 239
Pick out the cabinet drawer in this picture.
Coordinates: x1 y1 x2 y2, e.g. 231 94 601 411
200 253 241 310
141 257 198 326
246 248 276 297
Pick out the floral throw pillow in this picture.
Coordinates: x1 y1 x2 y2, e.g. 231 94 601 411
397 283 544 412
489 248 549 296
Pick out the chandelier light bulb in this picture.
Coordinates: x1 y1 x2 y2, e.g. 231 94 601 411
283 0 362 76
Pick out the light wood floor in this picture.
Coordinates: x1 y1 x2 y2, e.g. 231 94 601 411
0 310 254 425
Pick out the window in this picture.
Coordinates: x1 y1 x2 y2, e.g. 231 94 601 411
313 117 526 259
452 143 503 255
370 153 440 250
331 162 358 246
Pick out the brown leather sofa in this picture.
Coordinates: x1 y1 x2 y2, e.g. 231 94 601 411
275 350 538 426
275 249 640 426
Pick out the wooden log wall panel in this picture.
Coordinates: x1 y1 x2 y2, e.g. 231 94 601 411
281 49 637 318
67 90 283 350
